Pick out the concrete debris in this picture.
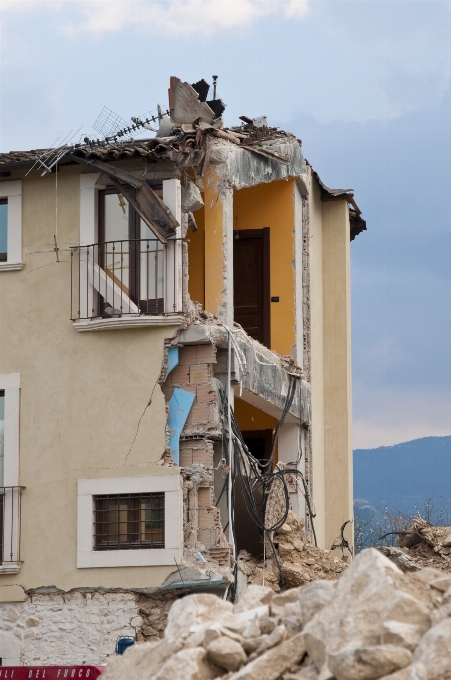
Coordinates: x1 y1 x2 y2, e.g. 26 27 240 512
380 518 451 573
101 548 451 680
238 511 348 592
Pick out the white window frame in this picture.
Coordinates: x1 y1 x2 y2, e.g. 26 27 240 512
0 373 21 574
0 181 23 271
75 174 183 330
77 475 183 568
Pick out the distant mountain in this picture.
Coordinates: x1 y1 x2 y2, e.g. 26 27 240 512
353 435 451 517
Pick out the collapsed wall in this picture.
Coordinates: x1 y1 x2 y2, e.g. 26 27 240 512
161 342 232 577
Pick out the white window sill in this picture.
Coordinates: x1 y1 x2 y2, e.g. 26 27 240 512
78 548 181 569
73 315 185 332
0 262 24 271
0 564 21 574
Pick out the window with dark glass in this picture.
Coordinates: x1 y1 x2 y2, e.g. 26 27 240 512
98 187 164 316
0 200 7 262
94 493 165 550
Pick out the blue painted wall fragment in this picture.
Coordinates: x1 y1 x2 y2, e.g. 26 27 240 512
165 346 179 379
167 387 195 465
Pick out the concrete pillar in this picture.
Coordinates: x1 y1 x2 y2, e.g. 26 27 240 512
163 179 182 313
278 423 305 521
322 199 353 552
308 177 326 548
203 167 234 327
293 181 304 368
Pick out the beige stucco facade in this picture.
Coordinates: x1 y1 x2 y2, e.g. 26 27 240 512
0 105 363 664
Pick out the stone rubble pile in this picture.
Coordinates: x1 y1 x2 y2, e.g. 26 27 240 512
380 519 451 574
101 548 451 680
238 511 348 591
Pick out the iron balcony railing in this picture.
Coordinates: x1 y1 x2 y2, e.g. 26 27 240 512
70 239 184 321
0 486 24 564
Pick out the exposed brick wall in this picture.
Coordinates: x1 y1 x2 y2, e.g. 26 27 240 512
162 342 230 564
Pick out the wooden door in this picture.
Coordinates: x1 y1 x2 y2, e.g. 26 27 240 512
233 228 270 346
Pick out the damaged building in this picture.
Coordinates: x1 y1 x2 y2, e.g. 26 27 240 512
0 76 366 665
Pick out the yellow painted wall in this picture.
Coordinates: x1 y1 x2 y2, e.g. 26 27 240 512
203 167 228 319
187 203 205 307
234 398 278 462
234 398 279 431
233 179 296 356
0 168 181 591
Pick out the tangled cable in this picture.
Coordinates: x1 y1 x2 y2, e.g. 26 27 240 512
217 377 318 599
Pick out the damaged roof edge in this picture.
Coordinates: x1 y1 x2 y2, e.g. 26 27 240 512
310 165 367 241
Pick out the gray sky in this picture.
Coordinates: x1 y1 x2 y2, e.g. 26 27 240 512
1 0 450 448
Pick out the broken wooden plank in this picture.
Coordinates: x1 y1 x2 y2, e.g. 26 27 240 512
72 156 179 242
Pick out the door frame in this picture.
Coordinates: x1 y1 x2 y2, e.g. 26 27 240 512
233 227 271 348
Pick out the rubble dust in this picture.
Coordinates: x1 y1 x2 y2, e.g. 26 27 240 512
238 510 348 592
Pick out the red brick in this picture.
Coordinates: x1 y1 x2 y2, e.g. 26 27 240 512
178 346 197 365
198 509 215 528
186 403 211 425
197 487 212 507
197 383 216 403
179 449 193 467
196 344 217 364
189 364 210 384
161 385 174 401
192 449 213 466
170 364 190 385
198 528 215 548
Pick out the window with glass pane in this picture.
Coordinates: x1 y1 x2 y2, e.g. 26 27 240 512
99 188 164 315
94 493 165 550
102 191 130 297
0 200 7 262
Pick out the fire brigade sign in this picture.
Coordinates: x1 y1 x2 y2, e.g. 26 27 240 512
0 668 104 679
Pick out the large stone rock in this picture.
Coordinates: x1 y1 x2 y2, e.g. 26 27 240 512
378 663 427 680
382 621 423 650
101 639 183 680
165 593 233 639
206 636 247 671
327 645 412 680
235 585 274 613
153 647 217 680
298 580 336 625
303 549 434 670
228 631 306 680
412 618 451 679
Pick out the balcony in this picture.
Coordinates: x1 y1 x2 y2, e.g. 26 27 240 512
70 239 185 330
0 486 24 573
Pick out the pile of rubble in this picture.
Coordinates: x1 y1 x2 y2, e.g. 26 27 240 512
379 518 451 574
101 547 451 680
238 511 348 591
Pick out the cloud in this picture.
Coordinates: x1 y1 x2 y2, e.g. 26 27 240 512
0 0 310 36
